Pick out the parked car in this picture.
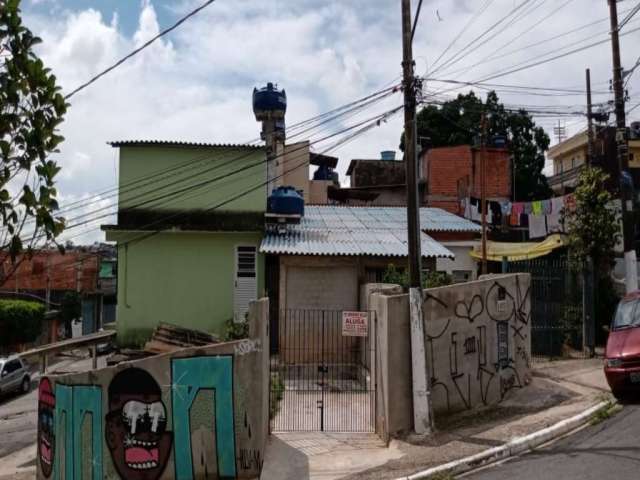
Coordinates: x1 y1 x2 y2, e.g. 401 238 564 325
0 356 31 397
604 290 640 398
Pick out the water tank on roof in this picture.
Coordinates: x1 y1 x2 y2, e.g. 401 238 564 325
631 121 640 140
253 83 287 121
381 150 396 161
267 186 304 217
491 135 507 148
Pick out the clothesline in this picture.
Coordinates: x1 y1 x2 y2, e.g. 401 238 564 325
461 193 576 239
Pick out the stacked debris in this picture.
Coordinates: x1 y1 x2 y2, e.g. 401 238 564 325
143 323 220 354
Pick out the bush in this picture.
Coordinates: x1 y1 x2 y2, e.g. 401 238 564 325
0 300 46 347
223 317 249 341
382 264 453 290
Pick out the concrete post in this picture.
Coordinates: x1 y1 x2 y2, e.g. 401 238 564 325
409 287 432 433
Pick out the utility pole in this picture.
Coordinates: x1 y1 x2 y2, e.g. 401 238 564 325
586 68 595 166
480 112 488 276
401 0 433 435
608 0 638 293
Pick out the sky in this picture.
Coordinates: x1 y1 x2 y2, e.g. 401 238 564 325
17 0 640 243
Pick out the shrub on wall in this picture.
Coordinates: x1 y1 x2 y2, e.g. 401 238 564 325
0 299 46 347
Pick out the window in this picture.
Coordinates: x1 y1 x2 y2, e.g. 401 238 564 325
3 359 22 374
236 246 257 278
452 270 472 283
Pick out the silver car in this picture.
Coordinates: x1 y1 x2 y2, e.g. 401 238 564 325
0 356 31 396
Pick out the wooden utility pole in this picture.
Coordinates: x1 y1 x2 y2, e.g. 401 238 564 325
480 112 488 275
586 68 595 166
401 0 433 435
608 0 638 293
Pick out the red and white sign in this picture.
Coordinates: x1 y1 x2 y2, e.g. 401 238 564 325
342 311 368 337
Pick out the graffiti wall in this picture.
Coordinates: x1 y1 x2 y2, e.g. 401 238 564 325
36 299 269 480
370 274 532 441
424 274 532 413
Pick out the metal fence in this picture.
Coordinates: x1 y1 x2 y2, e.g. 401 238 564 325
507 257 588 362
269 309 376 433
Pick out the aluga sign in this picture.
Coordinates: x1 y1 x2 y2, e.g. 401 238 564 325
342 311 368 337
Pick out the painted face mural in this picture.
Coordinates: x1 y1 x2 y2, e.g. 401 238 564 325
105 368 172 480
38 378 55 477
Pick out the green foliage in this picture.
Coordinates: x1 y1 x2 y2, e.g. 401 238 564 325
382 264 453 289
0 299 45 346
564 167 620 274
405 90 552 201
270 372 284 420
223 317 249 341
1 0 67 259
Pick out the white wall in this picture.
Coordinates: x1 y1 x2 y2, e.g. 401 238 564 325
436 242 479 282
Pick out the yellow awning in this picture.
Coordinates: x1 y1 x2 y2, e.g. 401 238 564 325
470 234 567 262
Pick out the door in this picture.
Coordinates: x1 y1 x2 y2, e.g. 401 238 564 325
233 246 258 323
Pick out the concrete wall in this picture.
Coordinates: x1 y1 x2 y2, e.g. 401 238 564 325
282 142 311 203
371 274 531 440
110 231 264 346
36 299 270 480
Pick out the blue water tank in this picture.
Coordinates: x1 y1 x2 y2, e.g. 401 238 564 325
492 135 507 148
253 83 287 121
380 150 396 161
268 186 304 216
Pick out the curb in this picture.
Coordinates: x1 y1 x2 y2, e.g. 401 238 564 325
396 400 612 480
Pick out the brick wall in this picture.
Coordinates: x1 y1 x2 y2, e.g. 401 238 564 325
423 146 511 214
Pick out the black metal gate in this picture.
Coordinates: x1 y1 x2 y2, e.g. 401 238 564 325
269 309 376 432
507 257 585 361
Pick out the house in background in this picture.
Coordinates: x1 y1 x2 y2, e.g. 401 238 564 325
0 245 115 337
260 205 480 316
421 145 512 215
547 125 640 195
103 141 267 345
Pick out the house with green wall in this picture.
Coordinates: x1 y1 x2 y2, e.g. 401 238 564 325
103 140 266 346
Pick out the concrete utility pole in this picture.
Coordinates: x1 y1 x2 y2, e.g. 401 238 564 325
401 0 433 435
608 0 638 293
586 68 595 166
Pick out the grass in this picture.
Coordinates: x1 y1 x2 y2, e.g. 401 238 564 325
589 400 622 426
430 472 455 480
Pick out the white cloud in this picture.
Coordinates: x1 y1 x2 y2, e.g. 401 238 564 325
19 0 640 244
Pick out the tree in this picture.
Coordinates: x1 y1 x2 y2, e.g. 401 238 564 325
564 166 620 343
0 299 45 347
1 0 67 262
564 166 619 274
405 91 552 201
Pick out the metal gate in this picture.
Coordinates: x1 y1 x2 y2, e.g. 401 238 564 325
507 257 585 361
269 309 376 432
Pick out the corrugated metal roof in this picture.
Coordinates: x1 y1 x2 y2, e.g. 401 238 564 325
108 140 263 150
259 206 477 258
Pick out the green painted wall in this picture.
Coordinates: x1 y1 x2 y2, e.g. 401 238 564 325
118 145 267 212
111 231 265 347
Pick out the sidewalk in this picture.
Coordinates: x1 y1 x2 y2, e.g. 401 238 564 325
262 358 609 480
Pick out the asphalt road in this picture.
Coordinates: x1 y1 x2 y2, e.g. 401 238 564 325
464 403 640 480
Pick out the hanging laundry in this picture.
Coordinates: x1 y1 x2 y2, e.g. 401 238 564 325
551 196 564 214
565 194 577 212
524 202 533 215
532 201 543 215
489 202 502 225
528 214 547 239
541 200 552 215
500 201 512 216
546 213 563 233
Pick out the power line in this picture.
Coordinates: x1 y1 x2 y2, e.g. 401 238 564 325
429 0 495 74
619 1 640 31
440 0 576 79
441 10 638 79
430 0 535 77
64 0 216 99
